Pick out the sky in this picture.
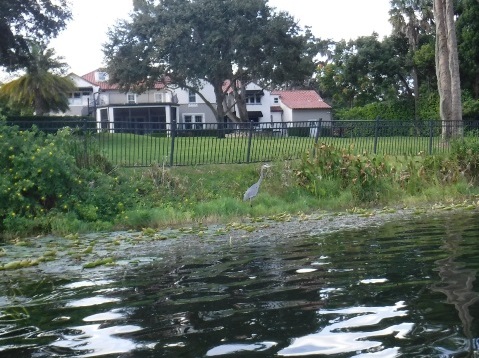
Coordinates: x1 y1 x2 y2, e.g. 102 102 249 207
15 0 393 78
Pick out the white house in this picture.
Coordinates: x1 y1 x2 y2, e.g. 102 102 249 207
61 70 332 133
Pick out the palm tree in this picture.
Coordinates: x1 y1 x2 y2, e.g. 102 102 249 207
0 41 75 115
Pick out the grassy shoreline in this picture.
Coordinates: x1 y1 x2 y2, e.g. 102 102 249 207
4 158 478 240
2 122 479 239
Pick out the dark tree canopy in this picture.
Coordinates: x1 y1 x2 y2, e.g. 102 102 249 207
104 0 319 121
316 34 412 108
456 0 479 98
0 0 71 71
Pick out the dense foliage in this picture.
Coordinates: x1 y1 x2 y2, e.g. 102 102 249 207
0 0 71 71
297 136 479 205
104 0 318 122
457 0 479 99
316 0 479 122
335 92 440 120
0 121 152 236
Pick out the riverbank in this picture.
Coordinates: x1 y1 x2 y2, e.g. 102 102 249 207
1 200 478 283
3 133 479 239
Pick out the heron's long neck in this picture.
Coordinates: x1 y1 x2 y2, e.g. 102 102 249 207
258 167 265 182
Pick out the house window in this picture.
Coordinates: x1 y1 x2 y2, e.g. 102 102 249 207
68 92 82 105
246 94 262 104
127 93 137 104
273 97 279 104
188 90 196 103
183 114 204 129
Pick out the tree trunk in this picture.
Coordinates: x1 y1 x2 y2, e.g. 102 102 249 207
213 81 227 138
433 0 463 139
412 65 420 121
34 93 47 116
233 81 249 122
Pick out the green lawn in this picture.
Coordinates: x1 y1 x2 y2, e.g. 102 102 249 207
85 132 450 166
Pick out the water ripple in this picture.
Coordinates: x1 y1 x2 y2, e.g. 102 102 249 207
278 301 413 356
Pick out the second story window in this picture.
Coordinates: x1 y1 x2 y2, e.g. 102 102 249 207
127 93 137 104
246 94 262 104
188 90 196 103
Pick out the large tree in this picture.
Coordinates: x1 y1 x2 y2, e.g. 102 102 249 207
389 0 434 119
0 42 75 115
456 0 479 99
0 0 71 71
316 34 411 108
433 0 462 138
103 0 318 122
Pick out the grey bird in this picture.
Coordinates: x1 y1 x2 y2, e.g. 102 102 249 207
243 163 271 205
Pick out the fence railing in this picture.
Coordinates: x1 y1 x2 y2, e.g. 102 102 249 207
6 118 479 167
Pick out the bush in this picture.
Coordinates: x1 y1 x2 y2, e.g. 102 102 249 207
0 123 82 224
287 127 310 137
296 143 395 204
6 115 95 133
450 134 479 180
0 120 148 236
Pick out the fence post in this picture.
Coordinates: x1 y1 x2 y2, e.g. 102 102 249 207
169 118 176 166
312 118 322 157
246 120 254 163
428 119 434 155
373 116 380 154
82 117 88 167
314 118 322 144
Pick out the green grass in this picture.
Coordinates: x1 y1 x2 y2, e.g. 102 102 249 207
85 133 450 167
115 155 479 232
3 129 477 239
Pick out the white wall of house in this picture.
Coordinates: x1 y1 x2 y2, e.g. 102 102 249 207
66 74 333 131
245 83 271 123
291 109 332 123
281 106 294 123
271 111 283 122
175 81 216 104
176 82 217 124
56 74 99 116
179 103 217 125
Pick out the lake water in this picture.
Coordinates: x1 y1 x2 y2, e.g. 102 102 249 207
1 211 479 357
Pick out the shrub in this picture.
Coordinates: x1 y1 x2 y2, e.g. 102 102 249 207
450 134 479 180
0 123 82 225
296 143 395 204
0 120 149 236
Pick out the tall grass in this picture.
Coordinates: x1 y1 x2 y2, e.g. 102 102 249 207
297 138 479 208
3 128 479 238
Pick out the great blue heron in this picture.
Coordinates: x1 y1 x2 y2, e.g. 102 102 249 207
243 163 271 205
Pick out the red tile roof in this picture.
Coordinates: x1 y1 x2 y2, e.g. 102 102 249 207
272 90 331 110
81 70 166 90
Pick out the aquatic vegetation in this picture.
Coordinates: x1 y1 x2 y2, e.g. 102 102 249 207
83 257 115 269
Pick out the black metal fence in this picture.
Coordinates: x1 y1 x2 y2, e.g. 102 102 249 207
5 118 479 167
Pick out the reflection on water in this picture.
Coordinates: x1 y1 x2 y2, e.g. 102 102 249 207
65 296 121 308
278 301 413 356
431 221 479 357
1 211 479 357
50 323 142 357
206 342 278 356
